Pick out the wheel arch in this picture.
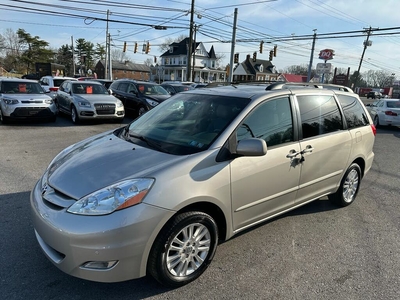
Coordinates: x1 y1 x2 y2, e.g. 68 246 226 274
352 157 365 178
140 201 228 278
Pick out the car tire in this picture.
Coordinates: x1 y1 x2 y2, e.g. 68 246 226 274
71 106 80 124
373 115 380 128
147 211 218 287
328 163 362 207
0 109 9 124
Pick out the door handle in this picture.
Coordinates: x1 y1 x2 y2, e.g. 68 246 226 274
286 149 301 159
301 145 314 154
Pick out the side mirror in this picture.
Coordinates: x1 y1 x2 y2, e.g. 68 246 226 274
236 138 267 156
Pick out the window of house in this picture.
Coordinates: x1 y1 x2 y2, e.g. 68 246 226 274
297 95 343 139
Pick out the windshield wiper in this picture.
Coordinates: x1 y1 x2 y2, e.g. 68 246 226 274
128 132 171 154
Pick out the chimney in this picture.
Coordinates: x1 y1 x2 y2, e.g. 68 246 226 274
246 54 250 61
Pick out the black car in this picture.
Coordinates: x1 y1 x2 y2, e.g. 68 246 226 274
161 82 194 95
367 91 382 99
109 79 171 116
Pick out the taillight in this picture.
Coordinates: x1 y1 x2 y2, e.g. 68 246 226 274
49 87 58 92
385 110 398 116
370 124 377 136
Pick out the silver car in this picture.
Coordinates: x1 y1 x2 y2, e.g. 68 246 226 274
56 80 124 124
31 83 376 287
0 78 57 123
365 99 400 127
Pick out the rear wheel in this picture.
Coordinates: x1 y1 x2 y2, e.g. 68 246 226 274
329 163 361 207
147 211 218 287
71 106 80 124
373 115 380 128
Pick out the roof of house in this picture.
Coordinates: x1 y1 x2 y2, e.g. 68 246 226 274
279 73 308 82
160 38 217 60
235 55 276 75
97 60 151 72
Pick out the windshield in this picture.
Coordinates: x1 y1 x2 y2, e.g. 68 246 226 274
121 93 250 155
72 83 108 95
1 81 45 94
137 83 169 96
386 101 400 108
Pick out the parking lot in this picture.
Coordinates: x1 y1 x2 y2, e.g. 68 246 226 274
1 110 400 299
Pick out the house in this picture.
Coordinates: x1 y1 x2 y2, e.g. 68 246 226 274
233 54 278 82
276 73 308 83
94 60 151 81
154 38 226 83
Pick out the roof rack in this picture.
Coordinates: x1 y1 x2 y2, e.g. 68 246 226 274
265 82 354 93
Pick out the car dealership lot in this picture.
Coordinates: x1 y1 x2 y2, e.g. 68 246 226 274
1 115 400 299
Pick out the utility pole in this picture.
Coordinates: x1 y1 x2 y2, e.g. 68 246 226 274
192 24 197 82
353 26 375 89
228 8 238 83
71 36 75 76
105 10 110 80
108 33 112 80
186 0 195 82
307 29 317 82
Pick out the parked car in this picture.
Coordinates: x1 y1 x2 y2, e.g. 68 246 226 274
39 76 77 100
56 80 124 124
367 91 382 99
191 83 208 89
0 78 57 123
31 83 375 287
109 79 171 116
365 99 400 127
161 82 194 95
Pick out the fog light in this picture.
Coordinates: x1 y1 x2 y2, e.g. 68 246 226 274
81 260 118 270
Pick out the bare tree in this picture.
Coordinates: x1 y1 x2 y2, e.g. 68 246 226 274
111 48 128 62
143 58 153 67
158 34 187 53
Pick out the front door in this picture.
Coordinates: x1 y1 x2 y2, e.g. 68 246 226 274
231 96 301 232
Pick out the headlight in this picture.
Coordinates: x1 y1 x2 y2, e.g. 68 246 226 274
78 101 91 107
146 99 159 107
45 99 54 104
3 98 19 105
116 100 124 108
67 178 155 215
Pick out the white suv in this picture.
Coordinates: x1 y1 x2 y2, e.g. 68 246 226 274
39 76 77 99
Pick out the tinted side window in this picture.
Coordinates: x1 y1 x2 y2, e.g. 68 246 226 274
237 97 293 147
297 95 343 139
336 95 369 129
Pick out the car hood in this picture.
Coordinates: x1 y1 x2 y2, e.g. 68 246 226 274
4 93 51 102
74 94 119 103
47 131 185 200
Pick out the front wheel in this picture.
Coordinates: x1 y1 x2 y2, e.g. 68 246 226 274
0 109 9 124
329 163 362 207
147 211 218 287
71 106 80 124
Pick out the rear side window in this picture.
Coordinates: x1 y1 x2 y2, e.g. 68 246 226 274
297 95 343 139
336 95 369 129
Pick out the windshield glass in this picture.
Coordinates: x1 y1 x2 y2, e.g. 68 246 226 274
72 83 108 95
137 83 169 96
1 81 45 94
386 101 400 108
122 93 250 155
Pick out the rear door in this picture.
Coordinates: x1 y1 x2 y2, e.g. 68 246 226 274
294 93 351 203
231 96 302 231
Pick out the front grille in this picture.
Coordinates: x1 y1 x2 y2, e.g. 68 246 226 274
21 100 43 104
11 107 53 117
94 103 115 115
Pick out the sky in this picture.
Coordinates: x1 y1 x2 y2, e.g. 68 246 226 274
1 0 400 78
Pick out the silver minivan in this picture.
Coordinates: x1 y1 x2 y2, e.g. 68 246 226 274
30 83 376 287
